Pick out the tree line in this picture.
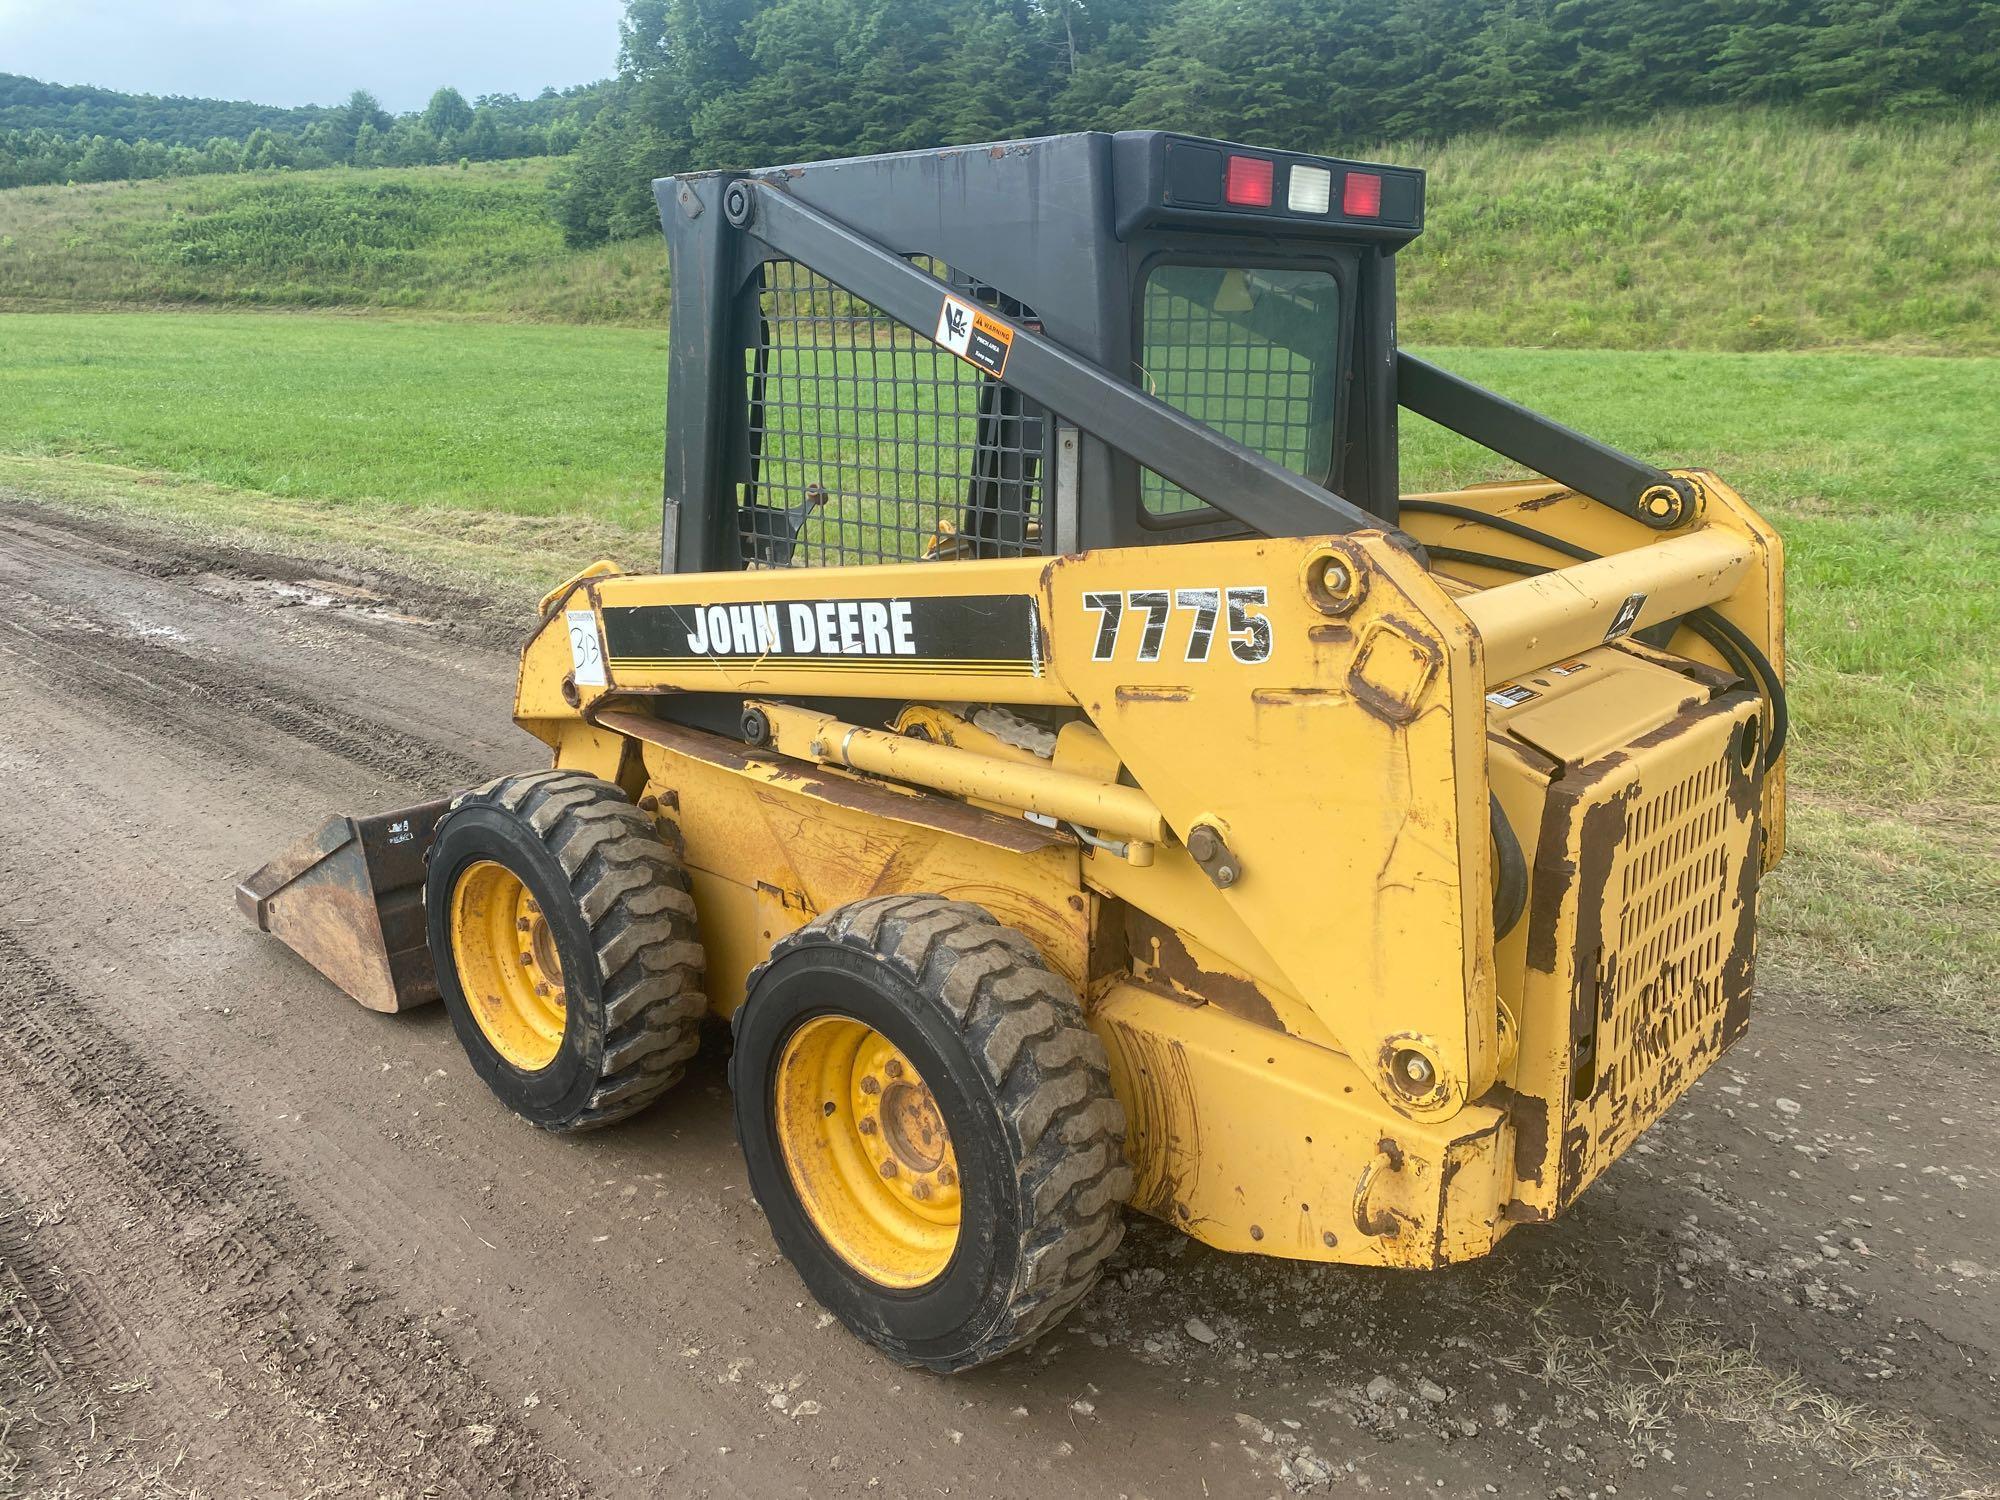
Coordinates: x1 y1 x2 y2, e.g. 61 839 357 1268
550 0 1999 243
0 79 607 189
0 71 322 144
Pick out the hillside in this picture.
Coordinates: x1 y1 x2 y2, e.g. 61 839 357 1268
0 158 666 322
0 71 324 145
1 110 1994 351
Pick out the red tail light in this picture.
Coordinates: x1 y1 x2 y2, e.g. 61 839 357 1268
1343 171 1383 217
1224 155 1275 208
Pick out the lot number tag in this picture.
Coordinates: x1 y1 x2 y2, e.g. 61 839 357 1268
566 609 608 687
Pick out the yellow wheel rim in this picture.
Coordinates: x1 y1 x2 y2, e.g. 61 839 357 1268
448 860 568 1071
774 1016 962 1289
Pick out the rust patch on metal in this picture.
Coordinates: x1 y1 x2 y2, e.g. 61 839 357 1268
1514 489 1579 512
1124 911 1285 1033
1477 1082 1551 1190
1563 790 1630 1122
1249 687 1340 706
1720 823 1762 1048
1522 837 1575 978
1307 622 1355 647
1114 685 1191 704
1346 615 1442 726
1088 894 1131 987
1559 1122 1592 1194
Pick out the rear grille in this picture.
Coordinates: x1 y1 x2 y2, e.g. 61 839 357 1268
1606 754 1736 1073
1543 695 1763 1204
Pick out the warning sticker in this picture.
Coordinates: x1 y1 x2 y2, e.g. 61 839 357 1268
1548 658 1590 677
1604 592 1647 642
1486 682 1538 709
934 294 1015 377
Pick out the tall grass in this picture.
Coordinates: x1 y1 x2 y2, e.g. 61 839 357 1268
0 158 669 322
1398 110 2000 352
2 110 1995 351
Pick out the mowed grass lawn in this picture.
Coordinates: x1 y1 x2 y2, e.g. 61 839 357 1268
0 310 1994 1032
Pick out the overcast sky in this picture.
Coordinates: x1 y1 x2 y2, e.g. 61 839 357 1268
0 0 627 112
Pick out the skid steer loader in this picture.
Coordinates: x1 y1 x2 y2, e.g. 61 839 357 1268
240 132 1786 1372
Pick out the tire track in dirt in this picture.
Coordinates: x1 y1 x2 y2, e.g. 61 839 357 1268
0 587 492 792
0 500 518 645
0 923 579 1500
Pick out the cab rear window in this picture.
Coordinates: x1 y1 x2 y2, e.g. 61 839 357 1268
1138 265 1341 517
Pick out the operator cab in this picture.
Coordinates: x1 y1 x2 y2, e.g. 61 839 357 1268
657 131 1423 572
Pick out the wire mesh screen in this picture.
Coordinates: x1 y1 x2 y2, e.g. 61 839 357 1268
739 259 1045 567
1138 265 1341 517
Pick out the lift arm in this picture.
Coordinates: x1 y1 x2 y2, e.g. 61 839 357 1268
1398 352 1699 529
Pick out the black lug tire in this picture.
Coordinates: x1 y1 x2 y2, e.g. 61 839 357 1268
731 894 1132 1372
426 769 705 1132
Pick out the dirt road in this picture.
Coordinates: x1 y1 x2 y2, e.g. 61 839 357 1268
0 495 1993 1500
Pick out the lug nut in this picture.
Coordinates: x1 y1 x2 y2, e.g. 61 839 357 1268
911 1181 931 1201
857 1117 878 1136
516 917 532 932
535 982 551 998
519 951 534 967
878 1160 898 1178
884 1058 904 1079
936 1165 955 1187
859 1075 880 1095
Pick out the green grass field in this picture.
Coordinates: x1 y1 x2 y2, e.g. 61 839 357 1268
0 310 1992 1035
3 109 1996 352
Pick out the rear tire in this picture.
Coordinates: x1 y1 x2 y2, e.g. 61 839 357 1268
731 895 1131 1372
426 770 705 1132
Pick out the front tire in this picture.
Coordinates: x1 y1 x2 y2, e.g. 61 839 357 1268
426 770 705 1132
731 895 1131 1372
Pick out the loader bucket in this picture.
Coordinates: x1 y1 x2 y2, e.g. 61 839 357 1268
235 800 452 1013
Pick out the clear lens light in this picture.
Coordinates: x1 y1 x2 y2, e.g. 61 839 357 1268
1287 165 1332 214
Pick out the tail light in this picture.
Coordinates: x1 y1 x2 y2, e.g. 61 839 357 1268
1343 171 1383 217
1224 155 1275 207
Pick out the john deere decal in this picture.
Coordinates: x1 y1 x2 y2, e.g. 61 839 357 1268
601 593 1042 677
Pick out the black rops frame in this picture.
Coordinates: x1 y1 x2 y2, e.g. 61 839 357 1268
652 132 1693 577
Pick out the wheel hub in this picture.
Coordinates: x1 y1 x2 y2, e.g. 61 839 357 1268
774 1015 961 1287
448 860 568 1071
